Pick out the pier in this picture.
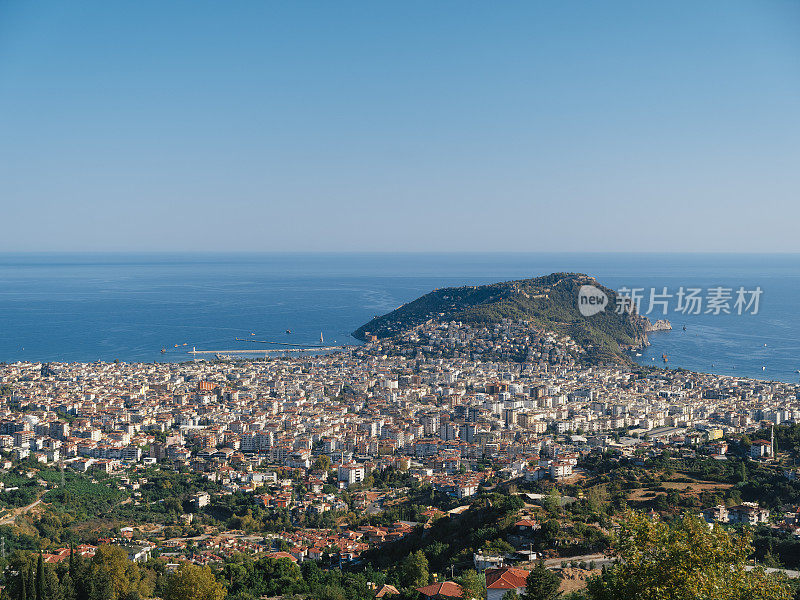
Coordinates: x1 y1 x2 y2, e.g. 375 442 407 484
234 337 334 348
188 346 348 355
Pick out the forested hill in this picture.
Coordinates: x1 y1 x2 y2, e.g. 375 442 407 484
352 272 651 363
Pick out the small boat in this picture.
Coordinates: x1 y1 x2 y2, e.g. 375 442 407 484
635 353 642 357
174 344 179 348
161 348 166 354
682 325 686 331
286 329 292 334
762 366 766 370
251 332 256 335
662 353 668 363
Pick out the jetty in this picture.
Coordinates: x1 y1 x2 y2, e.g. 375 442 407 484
189 346 348 355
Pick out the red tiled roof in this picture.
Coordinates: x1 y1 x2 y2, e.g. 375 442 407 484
264 551 297 562
514 519 538 527
375 584 399 598
485 567 530 590
417 582 463 598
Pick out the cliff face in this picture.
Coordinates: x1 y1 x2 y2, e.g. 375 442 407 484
353 272 654 364
644 318 673 332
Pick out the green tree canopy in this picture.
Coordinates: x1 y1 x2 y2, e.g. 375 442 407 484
586 511 792 600
458 569 485 600
164 563 226 600
521 561 561 600
397 550 429 589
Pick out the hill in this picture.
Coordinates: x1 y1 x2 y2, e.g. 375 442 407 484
352 272 654 364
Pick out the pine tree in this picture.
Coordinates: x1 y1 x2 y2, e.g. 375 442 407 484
27 563 36 600
521 561 561 600
69 544 75 578
36 552 45 600
19 569 27 600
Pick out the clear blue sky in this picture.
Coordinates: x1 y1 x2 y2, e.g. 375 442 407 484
1 1 798 252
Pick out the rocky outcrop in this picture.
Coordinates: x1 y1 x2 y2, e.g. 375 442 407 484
644 318 672 332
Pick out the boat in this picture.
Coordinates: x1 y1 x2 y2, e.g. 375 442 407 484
174 344 179 348
320 332 324 344
662 353 668 363
682 325 686 331
286 329 292 334
160 348 166 354
762 366 766 370
635 353 642 357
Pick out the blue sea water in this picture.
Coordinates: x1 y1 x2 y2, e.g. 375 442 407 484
0 253 799 383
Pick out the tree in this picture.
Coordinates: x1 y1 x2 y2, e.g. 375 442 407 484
543 488 562 516
312 455 332 472
36 553 44 600
398 551 429 589
458 570 485 600
93 545 140 600
164 564 226 600
521 562 560 600
585 511 792 600
542 519 560 543
502 592 519 600
27 563 36 600
19 569 27 600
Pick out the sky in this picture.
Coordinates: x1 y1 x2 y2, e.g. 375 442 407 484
1 1 799 253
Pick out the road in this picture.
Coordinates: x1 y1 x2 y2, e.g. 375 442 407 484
541 553 614 569
536 554 799 579
0 498 43 525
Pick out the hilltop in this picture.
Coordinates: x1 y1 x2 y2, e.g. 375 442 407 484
353 272 655 364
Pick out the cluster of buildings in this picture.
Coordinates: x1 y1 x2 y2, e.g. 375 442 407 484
1 317 798 562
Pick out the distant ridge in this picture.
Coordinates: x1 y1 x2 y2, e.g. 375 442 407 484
353 272 653 364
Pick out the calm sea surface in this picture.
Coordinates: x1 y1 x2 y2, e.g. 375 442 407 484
1 253 798 383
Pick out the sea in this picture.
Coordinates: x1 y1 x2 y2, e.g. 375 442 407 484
1 252 799 384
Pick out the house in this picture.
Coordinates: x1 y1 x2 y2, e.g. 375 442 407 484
417 582 464 600
750 440 772 459
485 568 529 600
728 503 769 525
338 462 365 487
191 491 210 509
123 545 152 563
549 460 573 480
702 505 729 523
374 584 399 598
513 518 540 534
265 551 298 563
473 551 504 571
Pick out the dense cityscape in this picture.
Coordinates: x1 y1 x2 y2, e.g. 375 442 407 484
1 315 799 599
3 2 799 599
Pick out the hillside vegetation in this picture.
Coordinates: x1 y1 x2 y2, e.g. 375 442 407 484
353 272 650 363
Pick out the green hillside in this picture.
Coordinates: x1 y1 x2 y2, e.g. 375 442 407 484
352 272 650 363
